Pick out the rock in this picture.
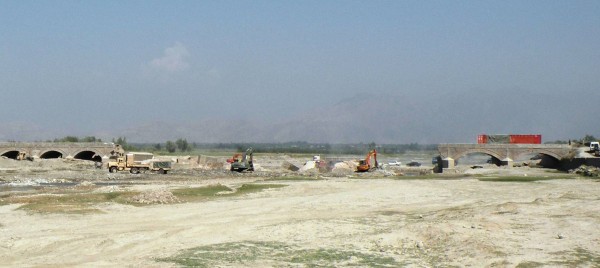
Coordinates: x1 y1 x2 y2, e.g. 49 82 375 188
569 165 600 177
79 181 94 186
281 161 300 171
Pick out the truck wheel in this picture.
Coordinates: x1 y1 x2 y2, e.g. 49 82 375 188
109 166 117 173
158 168 165 174
130 167 139 174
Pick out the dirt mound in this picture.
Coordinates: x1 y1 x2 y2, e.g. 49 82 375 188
197 155 224 170
299 161 317 172
332 161 357 171
569 165 600 177
129 189 180 204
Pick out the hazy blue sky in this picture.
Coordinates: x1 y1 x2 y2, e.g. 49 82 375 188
1 1 599 142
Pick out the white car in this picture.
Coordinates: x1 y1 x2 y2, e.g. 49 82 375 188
388 160 401 166
590 142 599 151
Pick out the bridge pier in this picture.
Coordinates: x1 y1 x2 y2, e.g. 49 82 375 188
435 157 456 173
500 158 513 167
442 157 455 169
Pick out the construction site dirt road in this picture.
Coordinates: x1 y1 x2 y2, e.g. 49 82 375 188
1 157 599 267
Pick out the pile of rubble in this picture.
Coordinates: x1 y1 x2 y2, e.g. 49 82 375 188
569 165 600 177
129 189 180 204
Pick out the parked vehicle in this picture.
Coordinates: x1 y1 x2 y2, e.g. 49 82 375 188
407 161 421 167
590 142 600 157
107 152 172 174
388 160 401 166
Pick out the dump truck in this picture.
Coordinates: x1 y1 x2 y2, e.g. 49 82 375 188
107 152 172 174
16 151 33 161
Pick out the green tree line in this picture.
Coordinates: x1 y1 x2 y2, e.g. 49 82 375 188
48 136 438 155
50 134 599 155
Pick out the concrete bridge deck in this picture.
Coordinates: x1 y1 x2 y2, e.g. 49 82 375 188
0 142 117 161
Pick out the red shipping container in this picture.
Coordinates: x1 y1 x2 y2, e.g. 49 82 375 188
509 134 541 144
478 134 542 144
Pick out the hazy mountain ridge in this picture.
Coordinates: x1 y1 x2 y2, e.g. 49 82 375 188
111 90 599 143
2 91 598 143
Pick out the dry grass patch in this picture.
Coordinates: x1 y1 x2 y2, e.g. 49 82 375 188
158 240 403 267
0 188 136 214
1 190 138 214
0 183 288 213
172 183 287 202
550 247 600 267
263 175 323 182
171 184 233 202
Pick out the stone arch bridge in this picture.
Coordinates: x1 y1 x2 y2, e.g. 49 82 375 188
0 142 117 162
437 143 573 171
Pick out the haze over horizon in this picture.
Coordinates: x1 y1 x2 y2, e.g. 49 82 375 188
1 1 599 143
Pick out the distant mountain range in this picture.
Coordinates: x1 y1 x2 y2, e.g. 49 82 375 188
115 90 598 144
2 90 597 144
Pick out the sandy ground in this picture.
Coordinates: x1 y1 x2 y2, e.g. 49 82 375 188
1 158 600 267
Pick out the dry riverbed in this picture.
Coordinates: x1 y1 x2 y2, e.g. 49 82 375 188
1 159 599 267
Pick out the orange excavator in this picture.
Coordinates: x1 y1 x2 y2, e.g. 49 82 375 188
226 153 242 163
356 149 378 172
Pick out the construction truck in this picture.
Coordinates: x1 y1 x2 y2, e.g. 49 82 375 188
591 142 600 157
356 149 378 172
16 151 33 161
313 155 329 171
107 152 172 174
227 147 254 172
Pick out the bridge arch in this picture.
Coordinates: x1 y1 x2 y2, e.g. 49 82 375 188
1 150 21 159
73 150 103 162
511 149 562 162
512 150 562 168
453 149 503 162
39 150 64 159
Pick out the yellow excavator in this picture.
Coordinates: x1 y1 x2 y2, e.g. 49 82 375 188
356 149 378 172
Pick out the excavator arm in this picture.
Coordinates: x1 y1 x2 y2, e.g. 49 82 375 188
356 149 378 172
